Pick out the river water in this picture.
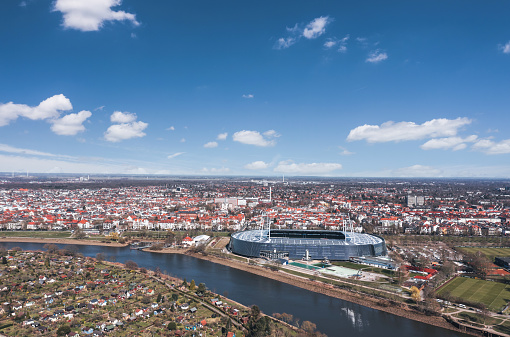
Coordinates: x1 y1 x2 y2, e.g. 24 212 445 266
1 242 468 337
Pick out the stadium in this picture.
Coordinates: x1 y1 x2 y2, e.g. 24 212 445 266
228 229 387 261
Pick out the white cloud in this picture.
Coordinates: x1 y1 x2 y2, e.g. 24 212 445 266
366 50 388 63
347 117 472 143
275 37 296 50
51 110 92 136
421 135 477 151
105 111 147 142
167 152 185 159
274 161 342 175
166 126 175 131
0 144 62 157
217 133 228 141
94 105 105 111
302 16 330 39
180 138 186 143
472 139 510 154
242 94 254 99
104 121 148 142
201 167 230 174
53 0 140 32
233 130 278 147
499 41 510 54
204 141 218 148
244 161 269 170
0 94 72 126
391 165 442 177
338 146 354 155
111 111 137 123
324 39 337 49
325 35 349 52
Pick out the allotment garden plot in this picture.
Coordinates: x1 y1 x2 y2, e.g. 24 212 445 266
437 277 510 312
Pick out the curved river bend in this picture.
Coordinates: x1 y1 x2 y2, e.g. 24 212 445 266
2 242 468 337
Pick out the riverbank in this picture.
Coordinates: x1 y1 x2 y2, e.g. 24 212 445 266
0 238 474 335
0 237 128 247
148 247 474 336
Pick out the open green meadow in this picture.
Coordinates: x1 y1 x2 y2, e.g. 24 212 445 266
437 277 510 312
457 247 510 261
0 231 72 239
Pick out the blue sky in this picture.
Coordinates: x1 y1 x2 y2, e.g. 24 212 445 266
1 0 510 177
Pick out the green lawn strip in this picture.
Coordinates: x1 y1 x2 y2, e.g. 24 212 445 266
437 276 468 296
454 311 502 326
487 284 510 312
459 279 485 300
478 282 504 305
0 231 72 239
493 320 510 335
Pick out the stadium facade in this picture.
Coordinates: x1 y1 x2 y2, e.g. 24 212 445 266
228 229 387 261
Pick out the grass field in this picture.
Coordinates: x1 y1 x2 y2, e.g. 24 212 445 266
0 231 72 239
457 247 510 261
437 277 510 312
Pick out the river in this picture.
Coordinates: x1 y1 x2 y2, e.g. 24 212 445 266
1 241 469 337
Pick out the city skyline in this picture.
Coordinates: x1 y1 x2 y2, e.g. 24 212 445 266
1 0 510 177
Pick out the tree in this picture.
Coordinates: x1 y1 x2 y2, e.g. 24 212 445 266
74 228 86 239
189 279 196 291
43 243 59 254
125 260 138 270
301 321 317 334
167 321 177 330
56 324 71 336
197 282 207 296
95 253 105 262
410 286 421 303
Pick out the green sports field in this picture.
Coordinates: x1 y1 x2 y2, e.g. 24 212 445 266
457 247 510 261
437 277 510 312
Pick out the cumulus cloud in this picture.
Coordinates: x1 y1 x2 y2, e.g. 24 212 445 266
244 161 269 170
104 121 147 142
110 111 137 123
167 152 185 159
472 139 510 154
104 111 147 142
242 94 254 99
233 130 279 147
421 135 478 151
51 110 92 136
275 37 296 50
499 41 510 54
217 133 228 141
391 165 442 177
366 50 388 63
53 0 140 32
274 161 342 174
0 94 72 126
275 16 331 49
347 117 472 143
204 141 218 148
302 16 331 39
166 126 175 131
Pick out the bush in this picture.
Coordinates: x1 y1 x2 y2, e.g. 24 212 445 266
167 321 177 330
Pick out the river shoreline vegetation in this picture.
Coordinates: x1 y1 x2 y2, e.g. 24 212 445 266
0 245 326 336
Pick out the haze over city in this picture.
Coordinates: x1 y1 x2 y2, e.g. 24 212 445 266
1 0 510 177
